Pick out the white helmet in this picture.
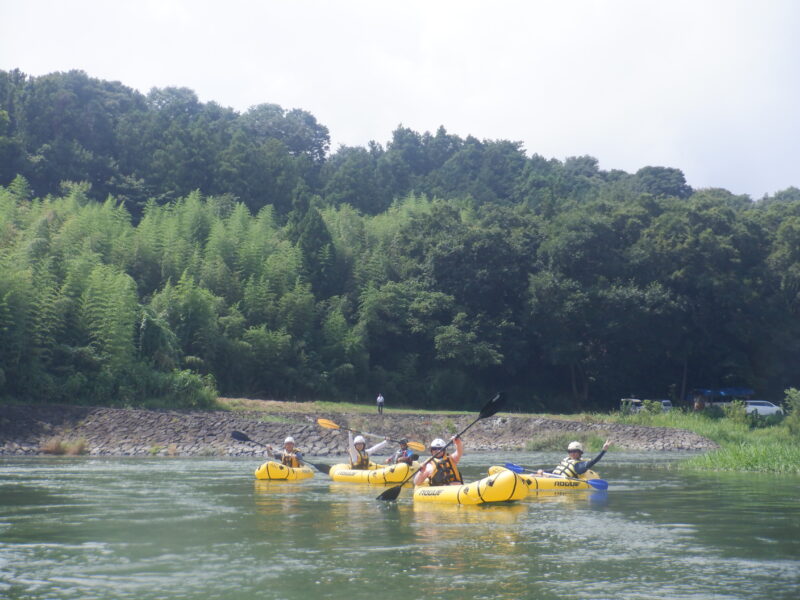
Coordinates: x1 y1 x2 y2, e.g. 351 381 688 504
284 436 295 445
354 435 366 445
430 438 446 449
567 441 584 452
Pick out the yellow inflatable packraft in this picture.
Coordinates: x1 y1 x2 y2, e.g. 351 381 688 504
254 460 314 481
329 462 420 484
413 468 528 505
488 465 600 491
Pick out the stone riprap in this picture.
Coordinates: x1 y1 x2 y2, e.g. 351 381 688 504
0 404 717 457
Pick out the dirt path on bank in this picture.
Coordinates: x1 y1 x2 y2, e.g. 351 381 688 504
0 402 717 457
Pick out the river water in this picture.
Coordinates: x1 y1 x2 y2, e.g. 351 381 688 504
1 452 798 600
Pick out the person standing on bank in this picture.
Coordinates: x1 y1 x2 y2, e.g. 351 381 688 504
266 436 304 467
538 440 612 478
376 392 385 414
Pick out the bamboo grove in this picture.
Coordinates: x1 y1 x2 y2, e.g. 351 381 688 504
1 69 799 411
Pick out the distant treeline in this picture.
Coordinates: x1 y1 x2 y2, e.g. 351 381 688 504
1 69 799 411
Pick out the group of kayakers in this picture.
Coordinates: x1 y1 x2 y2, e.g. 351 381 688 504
265 430 611 485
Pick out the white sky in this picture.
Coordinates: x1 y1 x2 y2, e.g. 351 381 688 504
1 0 798 198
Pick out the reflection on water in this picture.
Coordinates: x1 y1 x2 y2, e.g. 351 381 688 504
1 453 799 600
525 488 609 508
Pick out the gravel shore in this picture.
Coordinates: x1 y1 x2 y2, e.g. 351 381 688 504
0 403 717 457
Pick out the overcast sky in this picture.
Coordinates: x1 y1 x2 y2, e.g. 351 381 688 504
2 0 798 198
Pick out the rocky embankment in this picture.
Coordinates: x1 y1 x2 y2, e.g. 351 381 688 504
0 404 717 457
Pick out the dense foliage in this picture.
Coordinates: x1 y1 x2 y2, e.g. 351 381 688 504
1 69 799 411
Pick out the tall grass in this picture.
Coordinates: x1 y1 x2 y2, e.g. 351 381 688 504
683 437 800 473
40 436 88 455
584 404 800 474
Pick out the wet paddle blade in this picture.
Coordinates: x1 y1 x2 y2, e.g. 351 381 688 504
503 462 526 474
317 418 341 430
308 461 332 475
587 479 609 490
406 441 426 452
231 430 252 443
377 484 403 502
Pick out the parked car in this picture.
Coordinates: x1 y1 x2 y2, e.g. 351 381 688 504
620 398 672 413
743 400 783 416
620 398 643 413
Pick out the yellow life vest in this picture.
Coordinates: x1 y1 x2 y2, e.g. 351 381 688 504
429 455 463 486
351 448 371 470
281 450 302 468
552 457 579 479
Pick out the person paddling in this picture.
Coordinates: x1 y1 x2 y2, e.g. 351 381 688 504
385 438 415 465
266 436 304 468
538 440 611 478
348 432 388 469
413 436 463 486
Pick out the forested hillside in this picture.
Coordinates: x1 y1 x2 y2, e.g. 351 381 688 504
1 69 799 411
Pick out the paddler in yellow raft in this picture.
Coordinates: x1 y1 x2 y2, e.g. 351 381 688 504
347 433 388 469
385 438 416 465
538 439 612 479
413 435 464 486
266 436 305 468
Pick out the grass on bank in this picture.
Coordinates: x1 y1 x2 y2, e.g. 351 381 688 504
217 397 473 415
40 436 88 455
571 392 800 475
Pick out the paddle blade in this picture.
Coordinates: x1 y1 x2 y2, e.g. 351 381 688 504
231 430 251 443
309 462 332 475
406 441 425 452
587 479 609 490
503 462 525 474
478 392 506 420
317 418 340 430
377 484 403 502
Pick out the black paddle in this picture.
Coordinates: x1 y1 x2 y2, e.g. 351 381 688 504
230 430 332 474
376 392 506 502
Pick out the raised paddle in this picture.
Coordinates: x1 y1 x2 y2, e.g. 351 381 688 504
316 418 426 452
503 461 609 490
230 430 332 474
376 392 506 502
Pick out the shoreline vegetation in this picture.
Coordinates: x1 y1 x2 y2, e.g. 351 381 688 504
2 392 798 474
2 69 798 474
2 69 800 419
221 396 800 474
576 391 800 475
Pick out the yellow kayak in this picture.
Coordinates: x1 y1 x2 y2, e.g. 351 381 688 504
488 465 601 491
254 460 314 481
329 462 420 484
413 469 528 505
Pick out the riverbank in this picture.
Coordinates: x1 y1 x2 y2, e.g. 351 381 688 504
0 401 716 457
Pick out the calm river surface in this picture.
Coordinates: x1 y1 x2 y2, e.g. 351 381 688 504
1 452 798 600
